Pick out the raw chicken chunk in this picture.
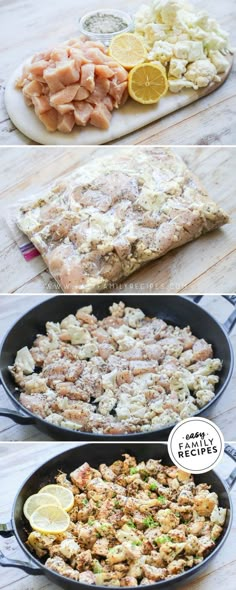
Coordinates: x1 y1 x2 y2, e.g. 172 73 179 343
16 38 128 133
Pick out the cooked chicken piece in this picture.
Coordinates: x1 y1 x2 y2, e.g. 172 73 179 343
167 559 186 575
92 537 109 557
120 577 138 586
27 531 58 557
46 556 80 580
75 549 92 571
70 462 96 489
143 565 167 581
159 541 185 563
79 571 96 584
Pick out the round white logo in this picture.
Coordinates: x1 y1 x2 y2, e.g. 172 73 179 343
168 417 224 474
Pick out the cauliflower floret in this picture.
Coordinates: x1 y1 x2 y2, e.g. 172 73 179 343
135 0 230 94
169 58 187 78
196 389 215 408
159 0 182 26
77 305 93 315
210 505 227 525
145 23 169 45
102 369 118 391
78 342 98 359
45 413 63 426
185 59 219 88
173 40 205 61
211 524 223 540
194 492 218 516
67 326 91 345
98 392 117 416
108 325 136 342
14 346 35 375
158 509 180 532
109 302 125 318
118 336 136 351
168 78 195 92
124 307 145 328
24 375 48 394
116 393 147 420
204 31 229 52
152 410 180 426
60 539 80 559
60 314 78 330
159 541 185 563
208 50 229 73
148 40 173 63
135 4 155 32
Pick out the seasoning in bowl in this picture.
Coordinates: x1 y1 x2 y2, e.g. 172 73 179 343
79 9 133 44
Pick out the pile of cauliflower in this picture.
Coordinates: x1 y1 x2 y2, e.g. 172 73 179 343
134 0 231 92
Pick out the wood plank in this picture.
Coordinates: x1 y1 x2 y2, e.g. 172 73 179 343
0 0 235 145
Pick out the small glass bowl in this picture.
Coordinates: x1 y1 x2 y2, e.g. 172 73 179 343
79 9 134 46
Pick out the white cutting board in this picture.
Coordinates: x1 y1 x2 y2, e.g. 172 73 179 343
5 55 233 145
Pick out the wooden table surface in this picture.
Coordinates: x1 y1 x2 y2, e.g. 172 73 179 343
0 294 235 441
0 442 236 590
0 0 235 146
0 146 235 295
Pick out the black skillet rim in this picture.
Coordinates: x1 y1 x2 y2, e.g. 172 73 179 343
11 442 233 588
0 295 234 439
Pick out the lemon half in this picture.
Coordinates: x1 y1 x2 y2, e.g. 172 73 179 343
38 484 74 512
109 33 147 70
128 62 168 104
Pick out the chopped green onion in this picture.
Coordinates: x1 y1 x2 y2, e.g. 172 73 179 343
155 535 172 544
93 562 103 573
143 516 156 528
157 495 167 504
130 467 138 475
127 520 136 529
149 482 158 491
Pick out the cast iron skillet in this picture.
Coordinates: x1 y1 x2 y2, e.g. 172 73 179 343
0 295 235 441
0 443 236 590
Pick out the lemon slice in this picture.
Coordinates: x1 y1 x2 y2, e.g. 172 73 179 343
30 504 70 534
23 493 61 520
109 33 147 70
128 62 168 104
38 484 74 512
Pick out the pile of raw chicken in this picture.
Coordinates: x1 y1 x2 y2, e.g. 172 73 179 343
16 38 128 133
27 454 227 585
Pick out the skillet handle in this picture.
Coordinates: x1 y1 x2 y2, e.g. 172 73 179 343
223 296 236 334
224 444 236 490
0 408 35 425
0 550 42 575
0 520 14 538
188 295 236 334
